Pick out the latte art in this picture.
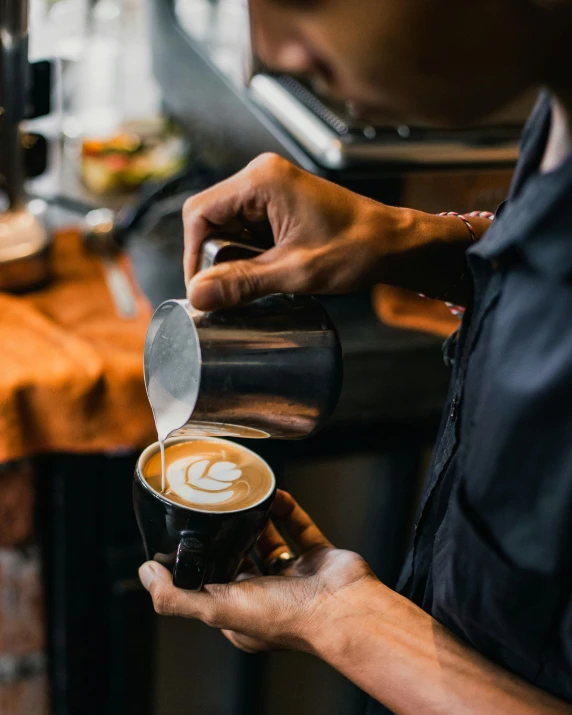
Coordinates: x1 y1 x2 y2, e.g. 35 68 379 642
142 439 274 512
166 457 247 506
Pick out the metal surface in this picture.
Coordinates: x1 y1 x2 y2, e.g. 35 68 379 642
145 295 343 440
166 0 528 171
151 0 528 176
0 0 53 289
249 74 522 170
0 0 29 209
148 0 320 172
84 208 139 319
0 204 50 290
144 239 343 440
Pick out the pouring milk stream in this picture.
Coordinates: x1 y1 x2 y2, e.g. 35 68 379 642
143 238 344 498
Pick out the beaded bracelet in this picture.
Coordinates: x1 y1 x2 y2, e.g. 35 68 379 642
465 210 495 221
420 211 496 317
438 211 477 243
436 211 493 315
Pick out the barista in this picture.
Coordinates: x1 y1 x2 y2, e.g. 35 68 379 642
139 0 572 711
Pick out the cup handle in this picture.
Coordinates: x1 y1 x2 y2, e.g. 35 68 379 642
172 531 210 590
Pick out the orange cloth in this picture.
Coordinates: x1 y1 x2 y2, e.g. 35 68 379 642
372 284 460 338
0 229 156 463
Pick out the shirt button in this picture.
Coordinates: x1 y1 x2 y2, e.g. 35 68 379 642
450 396 460 422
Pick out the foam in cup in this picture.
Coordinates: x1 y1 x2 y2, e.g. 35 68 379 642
142 440 274 512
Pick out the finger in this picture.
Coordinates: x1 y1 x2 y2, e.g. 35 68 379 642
182 175 255 289
255 519 293 563
139 561 269 634
183 156 285 290
182 209 208 289
272 490 333 553
139 561 219 620
187 246 307 311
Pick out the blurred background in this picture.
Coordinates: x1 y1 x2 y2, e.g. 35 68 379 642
0 0 531 713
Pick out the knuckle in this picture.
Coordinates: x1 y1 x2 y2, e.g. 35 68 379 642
250 152 290 182
202 585 230 628
293 252 314 290
202 610 219 629
236 264 261 299
151 588 171 616
251 152 281 169
220 262 261 304
182 194 199 221
289 247 327 293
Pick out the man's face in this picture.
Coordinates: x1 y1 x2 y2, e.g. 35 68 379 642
250 0 541 127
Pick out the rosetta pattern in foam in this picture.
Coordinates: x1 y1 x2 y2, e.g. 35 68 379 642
166 458 244 505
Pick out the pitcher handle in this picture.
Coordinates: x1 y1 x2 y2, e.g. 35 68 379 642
198 238 265 272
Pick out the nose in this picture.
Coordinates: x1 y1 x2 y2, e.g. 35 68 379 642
250 2 316 76
270 41 315 75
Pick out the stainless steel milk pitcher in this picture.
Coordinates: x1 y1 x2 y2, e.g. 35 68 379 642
144 238 343 440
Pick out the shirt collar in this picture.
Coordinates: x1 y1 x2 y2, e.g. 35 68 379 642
470 93 572 281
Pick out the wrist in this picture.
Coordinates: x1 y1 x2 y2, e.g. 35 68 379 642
308 576 394 660
374 207 478 300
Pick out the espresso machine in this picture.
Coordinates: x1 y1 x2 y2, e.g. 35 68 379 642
0 0 51 292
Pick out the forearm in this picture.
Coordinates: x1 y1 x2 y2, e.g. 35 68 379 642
376 208 492 306
313 581 571 715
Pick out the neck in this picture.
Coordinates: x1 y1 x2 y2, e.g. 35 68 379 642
540 93 572 173
536 0 572 171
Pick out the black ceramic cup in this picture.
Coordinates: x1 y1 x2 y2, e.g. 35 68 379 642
134 437 276 590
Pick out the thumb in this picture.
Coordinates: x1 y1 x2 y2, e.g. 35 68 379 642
138 560 221 620
187 251 289 310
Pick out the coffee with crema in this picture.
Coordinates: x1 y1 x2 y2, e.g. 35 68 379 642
142 440 274 512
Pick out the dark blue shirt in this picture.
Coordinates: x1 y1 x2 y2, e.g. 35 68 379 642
368 93 572 713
